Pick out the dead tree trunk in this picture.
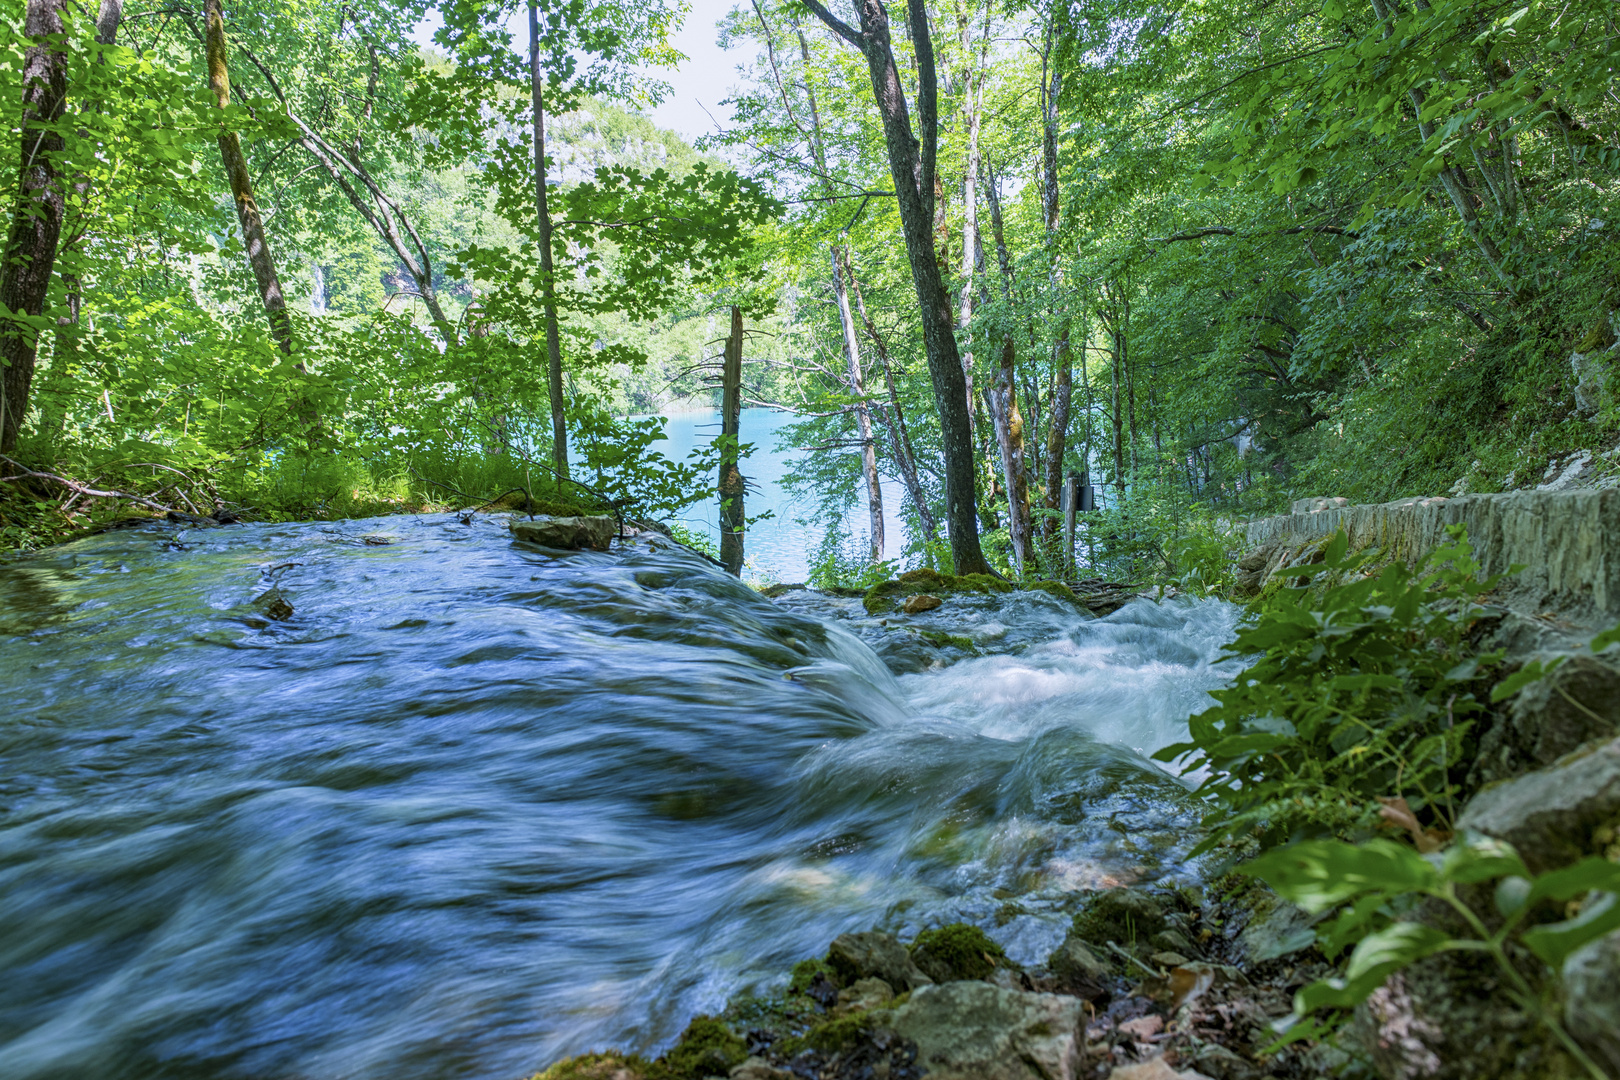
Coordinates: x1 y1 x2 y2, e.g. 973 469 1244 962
205 0 292 357
719 306 745 575
0 0 71 451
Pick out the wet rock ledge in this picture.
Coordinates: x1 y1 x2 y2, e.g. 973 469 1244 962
530 890 1335 1080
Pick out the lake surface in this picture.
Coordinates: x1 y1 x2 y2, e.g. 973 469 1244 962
652 408 910 582
0 518 1241 1079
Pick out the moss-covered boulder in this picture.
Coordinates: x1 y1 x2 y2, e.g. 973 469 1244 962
529 1051 649 1080
908 923 1006 982
650 1015 746 1079
1070 888 1169 948
861 569 1014 615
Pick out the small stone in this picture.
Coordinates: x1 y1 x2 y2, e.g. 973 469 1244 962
729 1058 793 1080
833 976 894 1016
1150 951 1190 968
509 515 616 551
1237 898 1317 962
1048 935 1112 992
827 930 934 993
252 588 293 621
1105 1057 1212 1080
904 594 943 614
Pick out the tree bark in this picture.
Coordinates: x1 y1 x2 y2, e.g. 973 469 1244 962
982 173 1030 571
719 306 745 575
205 0 292 357
800 0 989 575
792 21 884 561
0 0 71 452
529 1 569 480
1042 329 1072 542
850 265 939 549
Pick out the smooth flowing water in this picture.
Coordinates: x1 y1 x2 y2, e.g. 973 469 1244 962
0 517 1242 1080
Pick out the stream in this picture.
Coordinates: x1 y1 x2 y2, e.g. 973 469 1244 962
0 515 1243 1080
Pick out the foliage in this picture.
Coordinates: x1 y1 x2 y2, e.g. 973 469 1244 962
908 922 1006 982
1156 526 1506 854
1247 833 1620 1080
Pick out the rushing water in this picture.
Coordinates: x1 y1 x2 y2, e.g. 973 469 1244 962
0 516 1243 1080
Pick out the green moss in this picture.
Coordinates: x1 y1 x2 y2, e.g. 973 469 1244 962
861 569 1015 615
918 629 976 652
955 573 1014 594
862 579 909 615
1024 579 1081 605
789 957 838 995
897 567 948 587
649 1016 746 1080
1071 889 1169 947
908 922 1006 981
530 1051 651 1080
777 1012 878 1057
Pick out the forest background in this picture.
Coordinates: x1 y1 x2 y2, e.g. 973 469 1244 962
1 0 1617 585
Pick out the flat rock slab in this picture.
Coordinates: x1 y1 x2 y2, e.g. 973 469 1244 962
1458 735 1620 874
889 981 1084 1080
508 515 616 552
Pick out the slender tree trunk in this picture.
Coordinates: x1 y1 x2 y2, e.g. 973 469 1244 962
990 338 1030 571
801 0 989 575
0 0 71 452
793 22 884 561
850 266 939 548
719 306 745 575
205 0 292 357
1042 329 1072 542
833 248 884 560
956 72 982 448
529 1 568 480
1110 330 1125 502
982 173 1030 570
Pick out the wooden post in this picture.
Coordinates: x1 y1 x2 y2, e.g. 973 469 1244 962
1062 471 1079 578
719 306 745 575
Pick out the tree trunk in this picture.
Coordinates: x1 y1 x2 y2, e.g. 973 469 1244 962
801 0 989 575
794 22 884 562
1042 328 1072 542
1110 330 1125 503
850 265 939 549
719 306 745 575
529 1 569 480
206 0 292 357
0 0 70 452
990 337 1030 571
832 247 884 560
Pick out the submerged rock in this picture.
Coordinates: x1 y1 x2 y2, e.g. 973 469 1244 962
890 981 1085 1080
902 593 942 614
509 515 616 551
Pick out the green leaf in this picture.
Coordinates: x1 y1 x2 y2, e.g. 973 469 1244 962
1526 858 1620 903
1490 657 1565 703
1296 922 1450 1012
1243 840 1439 913
1441 834 1529 884
1523 892 1620 967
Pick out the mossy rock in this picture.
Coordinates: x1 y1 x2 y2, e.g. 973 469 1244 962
777 1011 882 1057
917 629 976 652
861 569 1014 615
530 1051 650 1080
1024 579 1082 606
789 957 839 995
1070 888 1169 948
649 1015 746 1080
908 922 1006 982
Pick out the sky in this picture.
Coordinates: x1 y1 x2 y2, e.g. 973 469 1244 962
411 0 743 145
646 0 743 143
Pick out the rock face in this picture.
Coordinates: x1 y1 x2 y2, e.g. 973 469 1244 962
508 515 616 551
1457 735 1620 874
1239 488 1620 620
1563 930 1620 1077
889 981 1085 1080
1473 655 1620 784
826 930 934 993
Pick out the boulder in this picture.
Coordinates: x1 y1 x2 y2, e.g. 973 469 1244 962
889 981 1085 1080
729 1058 793 1080
1457 735 1620 874
1474 655 1620 783
832 976 894 1017
903 594 943 614
509 515 616 551
1047 934 1112 998
1563 929 1620 1076
1071 888 1170 947
1237 898 1317 963
826 930 934 993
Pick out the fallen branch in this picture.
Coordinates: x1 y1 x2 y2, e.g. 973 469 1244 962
0 454 178 515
